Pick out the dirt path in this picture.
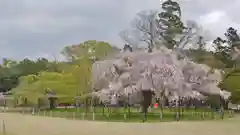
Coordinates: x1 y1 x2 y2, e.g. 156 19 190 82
0 113 239 135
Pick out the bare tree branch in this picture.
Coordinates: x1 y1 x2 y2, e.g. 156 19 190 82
119 10 159 51
176 20 212 50
119 29 141 49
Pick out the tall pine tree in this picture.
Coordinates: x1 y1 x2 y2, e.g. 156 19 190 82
158 0 184 49
213 27 240 68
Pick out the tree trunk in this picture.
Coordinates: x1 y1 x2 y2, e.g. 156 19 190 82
148 21 153 53
141 90 154 122
48 97 56 110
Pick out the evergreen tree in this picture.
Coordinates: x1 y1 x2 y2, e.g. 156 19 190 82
158 0 185 49
224 27 240 48
213 27 240 68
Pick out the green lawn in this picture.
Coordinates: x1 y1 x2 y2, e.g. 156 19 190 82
33 107 234 122
1 106 234 122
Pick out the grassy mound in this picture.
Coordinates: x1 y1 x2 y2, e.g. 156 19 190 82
11 71 89 104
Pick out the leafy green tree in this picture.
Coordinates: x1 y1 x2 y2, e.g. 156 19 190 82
61 40 120 61
2 58 18 68
0 58 51 92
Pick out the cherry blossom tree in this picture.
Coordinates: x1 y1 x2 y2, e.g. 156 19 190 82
90 43 231 121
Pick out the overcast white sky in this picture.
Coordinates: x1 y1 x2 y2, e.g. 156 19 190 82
1 0 240 61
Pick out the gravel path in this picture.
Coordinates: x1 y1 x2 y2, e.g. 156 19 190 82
0 113 239 135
